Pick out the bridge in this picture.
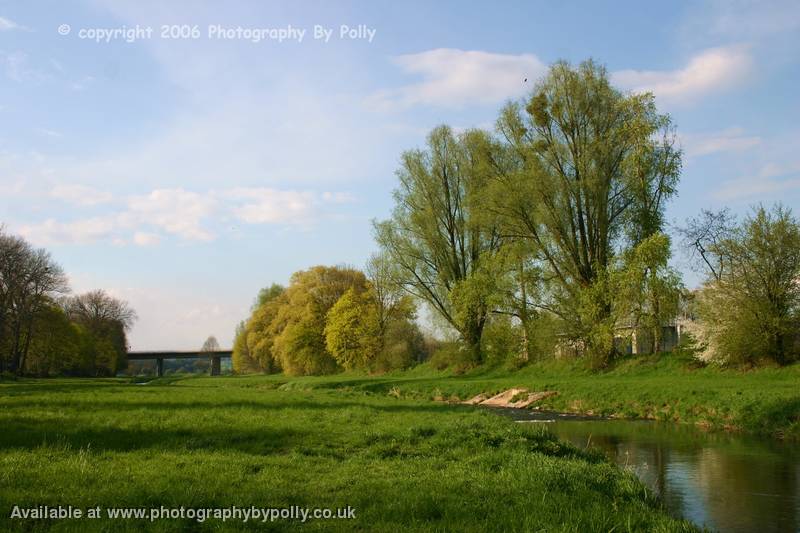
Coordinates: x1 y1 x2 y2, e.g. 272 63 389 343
127 350 233 377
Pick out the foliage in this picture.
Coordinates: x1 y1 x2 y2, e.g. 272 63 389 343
64 290 137 376
696 205 800 366
231 320 258 374
325 288 381 370
0 229 69 374
23 305 81 376
374 126 503 361
614 233 684 356
487 60 681 359
0 229 133 376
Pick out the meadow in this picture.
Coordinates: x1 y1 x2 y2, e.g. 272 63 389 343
277 355 800 440
0 374 699 532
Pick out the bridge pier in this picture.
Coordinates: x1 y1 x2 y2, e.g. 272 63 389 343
127 350 232 377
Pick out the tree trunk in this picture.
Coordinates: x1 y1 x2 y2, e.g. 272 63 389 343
463 317 485 364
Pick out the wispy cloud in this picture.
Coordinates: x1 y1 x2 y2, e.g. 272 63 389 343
132 231 161 247
704 0 800 38
19 217 118 245
715 163 800 201
51 184 114 206
612 45 753 104
681 127 761 158
371 46 753 110
0 16 21 31
367 49 546 110
18 186 356 246
125 188 218 241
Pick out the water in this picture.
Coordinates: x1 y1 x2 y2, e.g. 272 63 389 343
497 408 800 532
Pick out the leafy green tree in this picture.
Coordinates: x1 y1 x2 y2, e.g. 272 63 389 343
245 289 287 373
272 266 368 375
252 283 285 311
376 317 426 371
697 205 800 365
23 305 81 376
232 320 259 374
374 126 503 362
65 290 136 375
614 233 683 354
325 288 380 370
487 60 681 361
0 230 69 374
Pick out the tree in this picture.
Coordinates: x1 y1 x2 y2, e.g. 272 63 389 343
0 230 69 374
232 320 259 374
324 288 380 370
65 290 136 375
614 233 683 354
488 60 681 360
486 242 551 362
678 208 736 281
696 205 800 365
272 265 368 375
365 253 417 351
252 283 285 311
374 126 503 362
201 335 220 352
245 289 287 373
23 305 81 376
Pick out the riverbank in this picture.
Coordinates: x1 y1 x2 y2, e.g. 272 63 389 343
256 354 800 440
0 376 697 531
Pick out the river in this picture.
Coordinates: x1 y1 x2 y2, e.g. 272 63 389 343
492 407 800 532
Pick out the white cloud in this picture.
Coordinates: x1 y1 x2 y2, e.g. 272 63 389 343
18 217 116 245
322 191 357 204
0 16 20 31
51 184 114 206
132 231 161 246
704 0 800 38
681 127 761 158
715 163 800 201
16 186 355 246
226 188 316 225
127 188 218 241
367 49 546 110
612 45 753 104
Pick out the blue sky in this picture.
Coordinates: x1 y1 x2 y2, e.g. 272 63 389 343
1 0 798 349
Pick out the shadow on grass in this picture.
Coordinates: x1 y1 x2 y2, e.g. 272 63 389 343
0 420 309 455
0 397 480 415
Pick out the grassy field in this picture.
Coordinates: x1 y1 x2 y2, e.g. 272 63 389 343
0 375 698 532
265 354 800 440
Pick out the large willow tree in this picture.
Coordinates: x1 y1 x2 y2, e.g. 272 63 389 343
488 60 681 359
374 126 502 362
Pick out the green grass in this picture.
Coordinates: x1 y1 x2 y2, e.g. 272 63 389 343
0 376 698 532
258 354 800 440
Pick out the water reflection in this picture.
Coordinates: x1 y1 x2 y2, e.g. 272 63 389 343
520 416 799 532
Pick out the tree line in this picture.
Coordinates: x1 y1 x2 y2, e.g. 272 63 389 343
232 262 427 375
236 59 800 374
0 228 136 377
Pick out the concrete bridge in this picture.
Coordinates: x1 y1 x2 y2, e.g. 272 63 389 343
127 350 232 377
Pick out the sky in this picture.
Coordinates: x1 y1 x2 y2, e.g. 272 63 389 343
0 0 798 350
